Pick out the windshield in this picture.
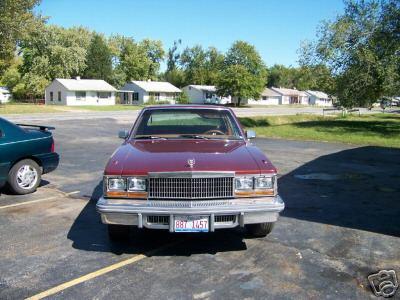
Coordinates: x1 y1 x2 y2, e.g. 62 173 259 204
133 109 243 140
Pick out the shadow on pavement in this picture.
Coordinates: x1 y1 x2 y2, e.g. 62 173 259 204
279 146 400 237
67 181 248 255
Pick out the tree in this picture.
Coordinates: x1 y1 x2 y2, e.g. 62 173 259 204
0 57 22 93
217 41 266 106
166 40 182 72
300 0 400 108
0 0 42 75
118 37 164 81
163 40 186 87
14 24 92 99
141 39 165 80
19 24 92 80
84 34 113 81
176 90 189 104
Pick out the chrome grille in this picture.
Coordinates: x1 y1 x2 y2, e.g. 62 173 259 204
215 215 236 223
147 215 169 225
148 177 234 199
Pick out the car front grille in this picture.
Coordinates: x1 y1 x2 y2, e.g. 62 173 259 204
148 176 234 199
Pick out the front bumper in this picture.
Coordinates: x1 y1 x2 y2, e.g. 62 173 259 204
96 195 285 232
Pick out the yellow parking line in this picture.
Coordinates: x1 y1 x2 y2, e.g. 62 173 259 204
0 191 80 210
25 242 177 300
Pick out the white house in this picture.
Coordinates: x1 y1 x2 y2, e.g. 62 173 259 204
270 87 309 105
45 77 117 106
182 85 231 104
248 88 282 105
306 90 332 106
120 81 181 105
0 87 11 103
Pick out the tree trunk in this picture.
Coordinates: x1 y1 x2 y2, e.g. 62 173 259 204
237 97 241 107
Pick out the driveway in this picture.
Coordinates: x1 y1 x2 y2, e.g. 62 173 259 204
0 116 399 299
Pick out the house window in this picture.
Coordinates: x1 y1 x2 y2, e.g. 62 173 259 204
58 91 61 101
262 96 267 100
123 92 128 102
133 93 139 101
76 91 86 100
205 92 212 99
50 92 53 101
154 92 160 100
98 92 111 99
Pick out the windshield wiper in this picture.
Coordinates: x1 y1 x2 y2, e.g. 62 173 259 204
134 135 167 140
178 134 210 140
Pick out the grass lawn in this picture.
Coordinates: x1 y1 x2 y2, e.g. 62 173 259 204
0 104 64 114
0 103 143 114
67 105 143 111
239 114 400 148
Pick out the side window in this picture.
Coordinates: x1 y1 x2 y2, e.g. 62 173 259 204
0 129 3 138
50 92 53 101
58 91 61 101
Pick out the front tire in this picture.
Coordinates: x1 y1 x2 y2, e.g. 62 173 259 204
108 224 130 241
246 222 274 238
7 159 41 195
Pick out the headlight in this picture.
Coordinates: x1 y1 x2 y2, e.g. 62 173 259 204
127 177 146 191
108 178 126 191
235 177 253 190
255 176 275 189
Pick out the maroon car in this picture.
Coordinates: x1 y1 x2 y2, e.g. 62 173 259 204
96 105 284 240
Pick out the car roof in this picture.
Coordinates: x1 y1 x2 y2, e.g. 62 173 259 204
143 104 233 111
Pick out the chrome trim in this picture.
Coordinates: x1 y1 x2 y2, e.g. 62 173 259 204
148 171 235 178
148 177 234 200
97 195 284 231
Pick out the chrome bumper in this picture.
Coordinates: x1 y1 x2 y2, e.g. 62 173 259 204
96 196 285 232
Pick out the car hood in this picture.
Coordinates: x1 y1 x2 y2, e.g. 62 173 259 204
105 139 276 176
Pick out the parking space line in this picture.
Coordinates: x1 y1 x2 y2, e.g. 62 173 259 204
0 191 80 210
25 241 179 300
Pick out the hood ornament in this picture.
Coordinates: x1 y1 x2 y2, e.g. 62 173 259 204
187 158 195 168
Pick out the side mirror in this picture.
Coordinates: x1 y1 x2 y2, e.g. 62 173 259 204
118 130 129 139
246 130 256 139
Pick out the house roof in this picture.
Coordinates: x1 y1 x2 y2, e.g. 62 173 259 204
130 81 181 93
271 87 307 97
55 78 117 92
186 85 216 92
306 90 329 99
261 88 281 97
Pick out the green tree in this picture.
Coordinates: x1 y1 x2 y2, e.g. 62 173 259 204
141 39 165 79
19 24 92 80
0 57 22 93
301 0 400 108
117 37 164 81
0 0 42 75
217 41 266 106
180 45 224 86
163 40 186 87
84 34 113 81
176 90 189 104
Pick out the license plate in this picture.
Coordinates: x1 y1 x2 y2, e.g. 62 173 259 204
174 215 209 232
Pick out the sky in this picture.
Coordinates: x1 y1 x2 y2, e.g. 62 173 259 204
35 0 345 70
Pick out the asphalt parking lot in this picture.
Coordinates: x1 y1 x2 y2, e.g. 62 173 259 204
0 115 399 299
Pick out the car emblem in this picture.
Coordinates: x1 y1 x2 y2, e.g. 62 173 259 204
187 159 195 168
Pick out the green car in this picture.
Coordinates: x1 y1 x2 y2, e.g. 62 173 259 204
0 117 59 194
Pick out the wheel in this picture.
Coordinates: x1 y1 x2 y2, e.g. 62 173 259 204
108 224 130 241
246 222 274 238
7 159 41 195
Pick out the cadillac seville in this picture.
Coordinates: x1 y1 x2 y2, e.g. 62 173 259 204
96 105 284 240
